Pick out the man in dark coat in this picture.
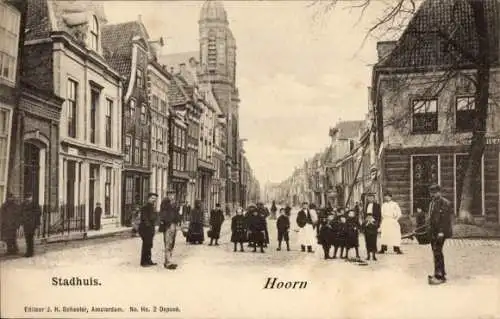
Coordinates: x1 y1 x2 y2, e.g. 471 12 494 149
1 193 21 255
93 203 102 230
208 203 225 246
159 193 180 270
427 184 453 285
21 194 41 257
139 192 158 267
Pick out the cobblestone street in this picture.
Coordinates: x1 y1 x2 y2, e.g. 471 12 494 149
2 210 499 318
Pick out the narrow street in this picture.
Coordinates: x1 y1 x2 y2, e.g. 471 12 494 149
2 208 499 318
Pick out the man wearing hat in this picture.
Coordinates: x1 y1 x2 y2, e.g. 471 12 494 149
427 184 452 285
139 192 158 267
379 191 403 254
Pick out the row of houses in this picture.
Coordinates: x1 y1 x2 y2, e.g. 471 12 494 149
277 0 500 224
0 0 260 235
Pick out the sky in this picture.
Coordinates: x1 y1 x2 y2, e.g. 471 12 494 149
102 0 400 185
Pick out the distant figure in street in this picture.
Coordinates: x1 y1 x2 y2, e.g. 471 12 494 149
208 203 225 246
247 208 266 253
345 209 361 261
231 207 247 252
93 203 102 230
139 193 158 267
1 193 21 255
21 194 41 258
363 193 381 261
225 205 231 217
427 184 453 285
284 204 292 217
159 193 180 270
270 201 277 220
296 202 318 253
318 214 335 259
187 200 204 244
276 208 290 251
379 191 403 254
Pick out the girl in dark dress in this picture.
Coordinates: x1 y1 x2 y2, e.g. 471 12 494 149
247 209 266 253
231 208 247 252
187 200 204 244
332 210 346 259
318 214 335 259
345 209 361 261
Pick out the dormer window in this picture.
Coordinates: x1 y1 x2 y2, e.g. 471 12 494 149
89 15 99 51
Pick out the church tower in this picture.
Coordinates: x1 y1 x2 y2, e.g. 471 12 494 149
199 0 240 208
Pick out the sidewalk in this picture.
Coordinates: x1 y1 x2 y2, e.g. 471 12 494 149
0 226 132 256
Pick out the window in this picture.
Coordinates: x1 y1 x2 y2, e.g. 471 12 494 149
124 135 132 162
136 69 144 89
412 155 439 215
104 167 111 216
412 99 438 133
142 141 148 166
0 106 11 202
67 79 78 138
157 127 162 151
105 99 112 147
134 138 140 164
0 3 20 83
161 100 167 114
89 15 99 51
90 87 100 143
456 96 475 132
152 95 159 110
129 99 136 117
141 103 146 123
152 125 156 151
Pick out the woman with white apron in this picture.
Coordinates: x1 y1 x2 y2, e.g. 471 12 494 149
379 192 403 254
296 202 318 253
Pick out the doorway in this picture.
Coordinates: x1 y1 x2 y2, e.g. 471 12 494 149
23 143 40 205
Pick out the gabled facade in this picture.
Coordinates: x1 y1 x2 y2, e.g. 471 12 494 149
102 19 151 224
372 0 500 222
147 59 170 211
23 0 123 230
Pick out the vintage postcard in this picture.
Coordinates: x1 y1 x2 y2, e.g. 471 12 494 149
1 0 499 318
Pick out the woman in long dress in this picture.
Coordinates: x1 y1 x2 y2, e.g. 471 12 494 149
379 191 403 254
187 200 205 244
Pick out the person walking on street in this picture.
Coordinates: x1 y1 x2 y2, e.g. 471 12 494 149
208 203 225 246
187 200 204 244
21 194 41 257
427 184 453 285
379 191 403 254
1 193 21 255
93 203 102 230
139 193 158 267
159 193 180 270
270 201 277 220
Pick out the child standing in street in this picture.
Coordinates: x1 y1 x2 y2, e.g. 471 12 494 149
332 210 346 259
363 214 378 261
276 208 290 251
318 214 335 259
345 209 361 261
231 208 247 252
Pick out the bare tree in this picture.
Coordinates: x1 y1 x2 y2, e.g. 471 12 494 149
310 0 498 222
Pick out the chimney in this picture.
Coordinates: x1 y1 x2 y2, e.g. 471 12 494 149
376 41 396 62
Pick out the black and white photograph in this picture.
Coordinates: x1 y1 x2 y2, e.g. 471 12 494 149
0 0 499 318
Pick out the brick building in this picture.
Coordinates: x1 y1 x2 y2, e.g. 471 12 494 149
102 19 151 225
24 0 123 230
1 0 23 203
372 0 500 222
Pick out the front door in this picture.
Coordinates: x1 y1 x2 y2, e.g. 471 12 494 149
412 155 439 215
23 143 40 205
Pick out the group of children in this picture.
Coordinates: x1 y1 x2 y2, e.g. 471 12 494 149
318 208 379 262
230 204 379 263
